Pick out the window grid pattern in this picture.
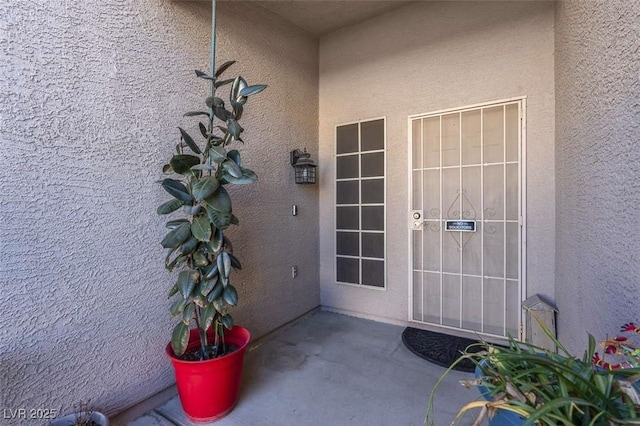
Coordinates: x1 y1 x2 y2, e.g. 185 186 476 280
336 118 386 289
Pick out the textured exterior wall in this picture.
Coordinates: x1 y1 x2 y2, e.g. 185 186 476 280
555 0 640 352
0 0 318 420
319 2 555 326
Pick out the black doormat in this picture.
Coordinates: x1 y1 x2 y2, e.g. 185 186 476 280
402 327 483 373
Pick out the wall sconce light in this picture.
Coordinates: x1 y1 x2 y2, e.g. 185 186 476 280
290 148 317 184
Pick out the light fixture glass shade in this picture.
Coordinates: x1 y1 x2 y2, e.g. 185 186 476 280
290 149 317 184
294 164 317 184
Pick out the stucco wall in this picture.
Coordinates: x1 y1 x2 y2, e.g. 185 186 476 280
0 0 318 419
554 0 640 352
319 1 555 327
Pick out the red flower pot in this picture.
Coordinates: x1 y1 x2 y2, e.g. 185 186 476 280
166 326 251 423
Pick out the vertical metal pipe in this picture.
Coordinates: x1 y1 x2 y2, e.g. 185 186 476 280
210 0 217 97
207 0 217 170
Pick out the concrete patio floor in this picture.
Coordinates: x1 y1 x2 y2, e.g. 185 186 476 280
126 311 481 426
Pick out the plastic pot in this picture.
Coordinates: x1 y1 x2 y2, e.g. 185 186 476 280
475 361 526 426
50 411 109 426
166 326 251 423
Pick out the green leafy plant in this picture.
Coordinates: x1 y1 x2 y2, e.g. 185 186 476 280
158 62 266 360
426 311 640 425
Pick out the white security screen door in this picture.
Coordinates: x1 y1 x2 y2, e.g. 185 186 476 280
409 98 526 339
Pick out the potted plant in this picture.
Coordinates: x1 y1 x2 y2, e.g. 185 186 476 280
50 403 108 426
157 62 266 423
426 312 640 425
50 412 108 426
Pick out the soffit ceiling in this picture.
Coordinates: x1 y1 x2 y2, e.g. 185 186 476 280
252 1 415 37
183 1 553 38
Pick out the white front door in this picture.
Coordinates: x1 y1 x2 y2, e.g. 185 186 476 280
409 98 526 339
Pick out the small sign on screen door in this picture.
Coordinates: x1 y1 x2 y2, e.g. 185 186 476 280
445 220 476 232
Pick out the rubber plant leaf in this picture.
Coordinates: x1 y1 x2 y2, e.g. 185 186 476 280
229 253 242 270
191 215 212 242
209 146 227 164
170 154 200 175
216 252 226 282
161 179 192 202
222 252 231 278
227 119 243 139
212 297 226 313
182 302 195 325
182 204 202 215
179 236 198 255
190 164 215 172
230 76 244 102
224 168 257 185
171 322 190 356
203 186 232 213
168 284 179 299
192 176 220 201
221 314 233 330
166 219 190 229
178 128 202 154
204 262 219 279
192 249 209 267
195 70 215 81
222 159 243 179
213 107 229 122
223 284 238 306
161 223 191 248
198 122 208 139
205 97 222 108
230 100 243 120
177 270 199 299
169 297 187 317
207 281 224 302
227 149 241 166
214 78 234 89
157 199 183 215
205 208 231 230
210 227 223 252
166 254 187 271
199 276 217 296
200 303 217 331
193 295 207 308
215 60 236 78
239 84 268 98
184 111 210 117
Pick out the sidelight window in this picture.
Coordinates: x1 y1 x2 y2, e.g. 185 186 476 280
335 118 386 289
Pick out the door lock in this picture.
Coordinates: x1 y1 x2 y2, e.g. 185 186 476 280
410 211 424 229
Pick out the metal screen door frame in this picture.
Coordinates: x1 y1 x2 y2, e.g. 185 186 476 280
407 97 527 341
